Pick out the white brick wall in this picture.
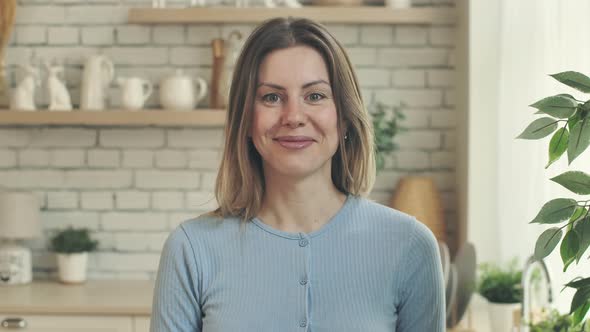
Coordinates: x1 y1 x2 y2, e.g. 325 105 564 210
116 26 151 45
4 1 456 279
50 149 85 168
101 212 167 231
0 150 17 167
152 191 184 210
81 192 114 210
82 27 115 45
135 170 200 189
48 27 79 45
100 129 164 148
47 191 79 209
395 27 428 45
0 129 29 147
153 26 185 45
115 191 150 210
87 149 120 168
360 26 393 46
16 27 46 44
63 170 132 189
155 150 188 168
122 150 154 168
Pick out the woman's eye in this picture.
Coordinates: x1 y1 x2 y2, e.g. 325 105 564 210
262 93 280 103
308 93 325 102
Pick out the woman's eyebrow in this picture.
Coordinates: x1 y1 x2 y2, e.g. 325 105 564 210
257 80 330 90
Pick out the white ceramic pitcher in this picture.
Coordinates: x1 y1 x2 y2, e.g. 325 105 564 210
116 77 153 111
80 55 114 111
159 69 207 111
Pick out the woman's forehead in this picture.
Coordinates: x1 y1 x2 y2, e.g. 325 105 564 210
257 46 330 83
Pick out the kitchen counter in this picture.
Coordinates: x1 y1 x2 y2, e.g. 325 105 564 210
0 280 494 331
0 280 154 316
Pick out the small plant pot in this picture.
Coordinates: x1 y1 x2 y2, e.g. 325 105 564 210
56 252 88 284
488 302 520 332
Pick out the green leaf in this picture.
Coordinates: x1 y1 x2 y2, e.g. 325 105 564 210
551 171 590 195
530 95 578 118
561 229 579 272
571 207 588 223
547 128 569 168
517 117 559 140
530 198 578 224
568 277 590 289
568 118 590 164
571 287 590 314
534 227 563 260
582 100 590 111
552 71 590 93
569 110 582 131
573 300 590 326
574 217 590 263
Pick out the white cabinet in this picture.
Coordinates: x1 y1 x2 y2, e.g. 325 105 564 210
133 316 150 332
0 314 151 332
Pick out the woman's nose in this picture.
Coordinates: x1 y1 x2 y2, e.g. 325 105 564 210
281 98 306 128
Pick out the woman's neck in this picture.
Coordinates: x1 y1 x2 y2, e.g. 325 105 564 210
257 171 347 234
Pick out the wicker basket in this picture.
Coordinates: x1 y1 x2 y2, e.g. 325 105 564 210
390 175 446 242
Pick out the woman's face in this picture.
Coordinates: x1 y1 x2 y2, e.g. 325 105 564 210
250 45 340 179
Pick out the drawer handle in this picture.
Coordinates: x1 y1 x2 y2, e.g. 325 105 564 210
1 318 27 329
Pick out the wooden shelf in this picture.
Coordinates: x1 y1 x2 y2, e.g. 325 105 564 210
0 109 227 127
128 7 456 24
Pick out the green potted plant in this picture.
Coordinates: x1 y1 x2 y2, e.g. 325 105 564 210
531 309 590 332
477 259 523 332
517 71 590 325
49 227 98 284
369 101 405 172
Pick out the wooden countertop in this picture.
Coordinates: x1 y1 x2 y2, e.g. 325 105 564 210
0 280 154 316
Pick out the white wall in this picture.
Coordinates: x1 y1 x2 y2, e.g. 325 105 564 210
465 0 500 263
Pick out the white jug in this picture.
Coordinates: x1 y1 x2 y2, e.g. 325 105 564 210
159 69 207 111
80 55 114 111
116 77 153 111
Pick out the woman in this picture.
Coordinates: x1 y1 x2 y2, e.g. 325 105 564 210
151 17 445 332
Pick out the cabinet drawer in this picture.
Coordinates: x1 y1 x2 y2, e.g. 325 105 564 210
0 314 133 332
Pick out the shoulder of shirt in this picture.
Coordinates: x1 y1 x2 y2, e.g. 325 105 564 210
353 195 436 243
175 212 242 235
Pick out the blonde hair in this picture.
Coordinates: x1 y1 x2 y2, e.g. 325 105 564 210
207 17 375 223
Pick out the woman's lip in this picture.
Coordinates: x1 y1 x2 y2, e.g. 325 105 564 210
274 136 314 142
275 140 313 149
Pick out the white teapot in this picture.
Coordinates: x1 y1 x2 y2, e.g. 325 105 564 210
159 69 207 111
116 77 153 111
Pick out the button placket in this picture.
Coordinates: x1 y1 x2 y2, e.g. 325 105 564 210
298 233 312 330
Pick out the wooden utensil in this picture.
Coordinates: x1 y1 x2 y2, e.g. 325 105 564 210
447 242 476 328
0 0 17 107
210 38 225 109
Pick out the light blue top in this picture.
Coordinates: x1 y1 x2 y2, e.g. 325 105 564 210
150 194 445 332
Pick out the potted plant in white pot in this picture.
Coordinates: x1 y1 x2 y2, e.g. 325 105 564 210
477 259 523 332
530 309 590 332
49 227 98 284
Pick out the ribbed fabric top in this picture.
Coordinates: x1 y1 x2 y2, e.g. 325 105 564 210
150 194 445 332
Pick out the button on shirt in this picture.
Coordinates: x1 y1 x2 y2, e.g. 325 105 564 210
150 194 445 332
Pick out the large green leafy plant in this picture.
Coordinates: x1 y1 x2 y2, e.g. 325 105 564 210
477 259 523 303
518 71 590 325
